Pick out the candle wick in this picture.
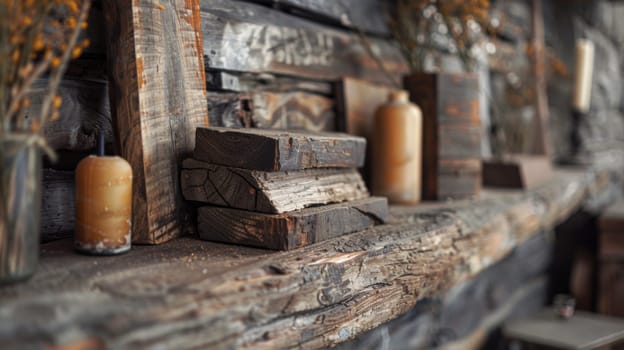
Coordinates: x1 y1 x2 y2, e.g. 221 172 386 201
97 133 105 157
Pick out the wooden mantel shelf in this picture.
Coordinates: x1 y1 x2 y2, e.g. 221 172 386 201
0 165 619 349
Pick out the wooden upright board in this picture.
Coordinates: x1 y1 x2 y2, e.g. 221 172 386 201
194 127 366 171
104 0 209 244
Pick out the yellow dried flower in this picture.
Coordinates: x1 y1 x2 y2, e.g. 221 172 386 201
81 21 88 29
67 17 77 29
71 47 82 59
51 57 61 68
51 112 60 121
22 99 31 108
53 96 62 109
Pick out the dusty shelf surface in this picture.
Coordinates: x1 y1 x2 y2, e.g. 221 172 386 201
0 165 619 349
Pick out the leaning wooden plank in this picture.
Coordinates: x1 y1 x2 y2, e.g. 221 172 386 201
182 159 368 213
200 0 407 83
198 197 388 250
194 127 366 171
103 0 209 244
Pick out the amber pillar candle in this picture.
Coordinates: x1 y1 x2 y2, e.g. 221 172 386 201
75 155 133 255
573 39 595 113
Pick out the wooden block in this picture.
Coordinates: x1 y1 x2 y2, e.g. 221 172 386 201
404 73 481 200
600 232 624 260
181 159 369 213
599 262 624 317
599 201 624 233
198 197 388 250
194 127 366 171
482 155 554 189
103 0 209 244
438 159 482 200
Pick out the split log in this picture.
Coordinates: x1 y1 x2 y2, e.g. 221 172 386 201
200 0 407 83
198 197 388 250
194 127 366 171
103 0 209 244
182 159 368 213
207 91 335 131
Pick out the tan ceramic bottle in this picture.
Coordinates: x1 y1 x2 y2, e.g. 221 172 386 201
371 90 422 205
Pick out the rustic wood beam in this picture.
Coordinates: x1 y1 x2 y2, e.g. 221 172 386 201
0 164 619 349
103 0 209 244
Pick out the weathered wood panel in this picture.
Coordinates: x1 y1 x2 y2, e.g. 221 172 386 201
206 70 333 95
404 73 482 200
198 197 388 250
246 0 391 36
207 91 335 130
0 167 614 349
200 0 407 83
182 159 368 213
194 127 366 171
104 0 209 244
33 78 111 152
41 170 75 243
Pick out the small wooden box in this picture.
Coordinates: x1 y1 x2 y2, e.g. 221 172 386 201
598 202 624 317
404 73 482 200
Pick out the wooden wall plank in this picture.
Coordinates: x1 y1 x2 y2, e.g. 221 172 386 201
207 91 335 130
246 0 391 37
104 0 209 244
200 0 407 83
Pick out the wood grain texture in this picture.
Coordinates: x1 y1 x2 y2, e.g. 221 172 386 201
194 127 366 171
0 167 617 349
247 0 391 36
404 73 482 200
41 170 75 242
198 197 388 250
182 159 368 213
208 91 335 130
34 78 111 152
104 0 209 244
200 0 407 83
206 70 333 95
